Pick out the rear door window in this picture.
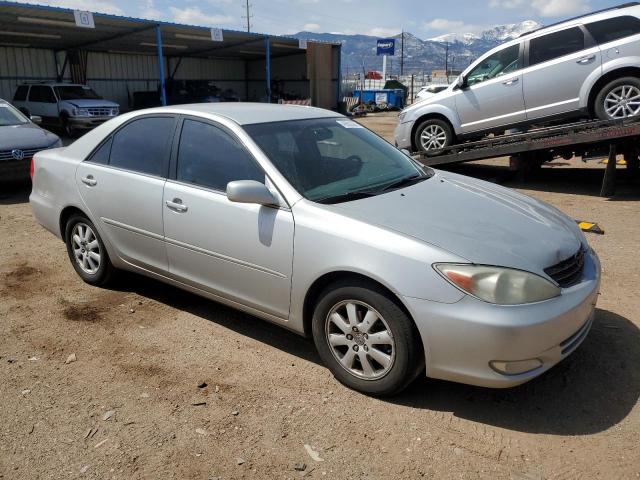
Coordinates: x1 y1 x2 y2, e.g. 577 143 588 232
529 27 585 66
109 116 175 177
28 86 57 103
585 16 640 44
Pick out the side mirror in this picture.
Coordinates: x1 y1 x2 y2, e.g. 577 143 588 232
30 115 42 125
226 180 278 206
455 76 466 90
400 148 412 156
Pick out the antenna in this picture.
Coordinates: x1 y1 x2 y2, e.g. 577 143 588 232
242 0 253 33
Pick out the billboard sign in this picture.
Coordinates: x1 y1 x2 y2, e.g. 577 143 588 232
376 38 395 56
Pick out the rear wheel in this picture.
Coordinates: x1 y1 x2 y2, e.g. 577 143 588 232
312 280 423 396
414 118 454 155
595 76 640 120
61 114 77 138
64 214 115 286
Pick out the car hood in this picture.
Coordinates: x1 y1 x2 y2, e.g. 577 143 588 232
63 99 119 108
0 122 60 150
327 170 583 276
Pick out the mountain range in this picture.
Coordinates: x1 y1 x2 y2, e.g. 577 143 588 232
294 20 542 76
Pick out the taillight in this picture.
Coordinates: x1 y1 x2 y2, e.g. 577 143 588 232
30 157 34 180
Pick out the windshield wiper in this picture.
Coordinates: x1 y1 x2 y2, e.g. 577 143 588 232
379 173 429 192
315 190 379 204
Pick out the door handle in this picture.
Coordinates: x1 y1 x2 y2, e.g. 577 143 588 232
81 175 97 186
165 198 188 212
576 55 596 64
502 78 519 86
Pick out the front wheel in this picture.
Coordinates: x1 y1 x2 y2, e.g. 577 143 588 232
413 118 454 156
312 280 423 396
64 214 115 286
595 76 640 120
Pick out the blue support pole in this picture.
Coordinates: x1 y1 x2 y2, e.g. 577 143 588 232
156 25 167 106
265 36 271 103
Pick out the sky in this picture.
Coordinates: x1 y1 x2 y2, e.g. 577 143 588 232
8 0 628 38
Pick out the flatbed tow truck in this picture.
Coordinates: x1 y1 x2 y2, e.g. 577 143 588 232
413 118 640 196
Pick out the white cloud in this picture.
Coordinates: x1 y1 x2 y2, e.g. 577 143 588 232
10 0 123 15
488 0 590 17
302 23 321 32
424 19 485 34
168 6 234 26
366 27 401 37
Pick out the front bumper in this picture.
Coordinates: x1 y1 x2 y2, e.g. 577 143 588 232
404 248 601 388
69 116 115 129
394 119 413 150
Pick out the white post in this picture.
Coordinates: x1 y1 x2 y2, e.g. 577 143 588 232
382 55 387 81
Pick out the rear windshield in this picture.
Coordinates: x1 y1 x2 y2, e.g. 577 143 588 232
54 86 102 100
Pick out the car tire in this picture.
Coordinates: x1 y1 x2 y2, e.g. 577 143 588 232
61 115 77 138
595 76 640 121
312 279 424 396
64 213 115 286
413 118 454 156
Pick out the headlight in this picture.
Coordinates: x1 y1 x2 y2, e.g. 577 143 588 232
72 108 90 117
434 264 560 305
110 108 119 116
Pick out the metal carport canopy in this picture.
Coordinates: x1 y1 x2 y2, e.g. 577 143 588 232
0 1 311 105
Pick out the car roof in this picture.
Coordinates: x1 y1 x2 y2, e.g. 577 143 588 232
155 103 343 125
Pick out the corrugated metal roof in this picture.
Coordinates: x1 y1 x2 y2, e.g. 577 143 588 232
0 1 337 59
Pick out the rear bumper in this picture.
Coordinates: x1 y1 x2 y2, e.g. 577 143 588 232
30 190 63 239
404 248 601 388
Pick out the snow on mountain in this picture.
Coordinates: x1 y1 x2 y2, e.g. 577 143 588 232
429 20 541 45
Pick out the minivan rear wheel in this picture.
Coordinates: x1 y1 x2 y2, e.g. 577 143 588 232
595 76 640 121
312 279 423 396
414 118 454 156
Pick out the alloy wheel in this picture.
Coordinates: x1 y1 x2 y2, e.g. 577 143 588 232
604 85 640 119
325 300 395 380
71 222 101 275
420 124 448 150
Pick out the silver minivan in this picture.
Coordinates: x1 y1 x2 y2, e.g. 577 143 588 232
396 2 640 153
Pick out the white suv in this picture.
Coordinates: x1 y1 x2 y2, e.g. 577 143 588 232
396 2 640 153
12 83 119 137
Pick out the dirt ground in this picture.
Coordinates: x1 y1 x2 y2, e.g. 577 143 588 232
1 114 639 479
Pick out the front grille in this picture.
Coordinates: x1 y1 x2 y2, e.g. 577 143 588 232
0 147 41 161
544 248 585 288
87 107 115 116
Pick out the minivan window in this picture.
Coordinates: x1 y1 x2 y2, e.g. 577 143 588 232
13 85 28 102
176 119 264 191
466 44 520 86
109 117 174 176
585 16 640 44
529 27 585 66
28 86 57 103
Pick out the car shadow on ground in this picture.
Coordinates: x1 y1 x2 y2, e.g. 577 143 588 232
114 274 639 437
442 163 640 200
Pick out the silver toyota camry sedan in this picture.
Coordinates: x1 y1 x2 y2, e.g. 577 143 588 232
30 104 600 396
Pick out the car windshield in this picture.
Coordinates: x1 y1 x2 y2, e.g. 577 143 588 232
244 118 431 203
0 102 29 126
54 85 102 100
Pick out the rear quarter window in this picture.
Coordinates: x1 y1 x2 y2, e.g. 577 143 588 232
585 16 640 44
13 86 28 102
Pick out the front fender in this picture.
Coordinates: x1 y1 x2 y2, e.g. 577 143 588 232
404 103 461 135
